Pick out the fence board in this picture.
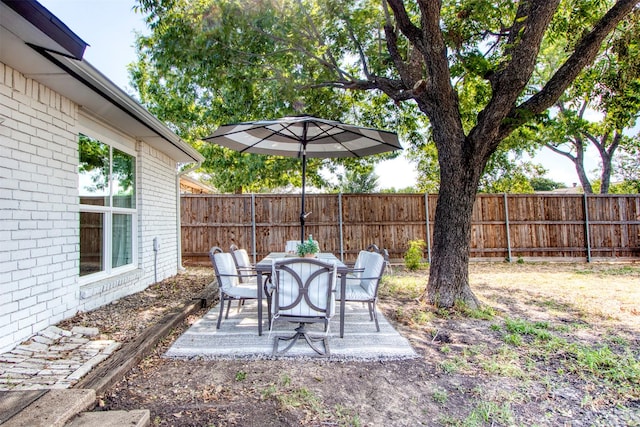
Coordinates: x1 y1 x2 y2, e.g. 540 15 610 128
181 193 640 265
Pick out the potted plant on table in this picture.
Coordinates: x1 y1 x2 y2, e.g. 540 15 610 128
296 235 319 258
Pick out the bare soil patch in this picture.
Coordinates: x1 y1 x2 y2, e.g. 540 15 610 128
60 263 640 426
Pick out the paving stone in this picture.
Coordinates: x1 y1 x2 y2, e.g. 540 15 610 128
102 342 121 355
67 339 90 346
0 372 31 379
31 336 55 345
7 367 40 376
17 343 48 353
0 356 26 363
16 361 46 370
39 327 64 341
9 349 33 357
20 376 56 385
0 326 122 391
71 327 99 337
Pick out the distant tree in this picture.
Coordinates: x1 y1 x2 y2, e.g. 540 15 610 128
379 186 419 194
530 177 566 192
536 10 640 193
336 167 379 193
612 145 640 192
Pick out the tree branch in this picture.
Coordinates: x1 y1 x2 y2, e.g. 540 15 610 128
385 0 423 46
545 143 577 161
474 0 560 153
507 0 640 132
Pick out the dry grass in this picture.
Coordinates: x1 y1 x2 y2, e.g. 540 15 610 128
469 262 640 329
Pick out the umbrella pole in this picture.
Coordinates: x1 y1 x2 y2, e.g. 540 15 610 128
300 151 306 243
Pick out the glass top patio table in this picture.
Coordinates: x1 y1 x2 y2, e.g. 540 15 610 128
254 252 349 337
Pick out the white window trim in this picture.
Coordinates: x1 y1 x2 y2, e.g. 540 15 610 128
78 123 138 285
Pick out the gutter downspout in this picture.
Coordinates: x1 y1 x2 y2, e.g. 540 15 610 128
177 162 202 271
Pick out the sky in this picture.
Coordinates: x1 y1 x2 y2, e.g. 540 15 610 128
37 0 599 190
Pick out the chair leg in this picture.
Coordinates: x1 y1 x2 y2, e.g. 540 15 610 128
225 298 233 319
273 323 330 357
216 296 225 329
370 300 380 332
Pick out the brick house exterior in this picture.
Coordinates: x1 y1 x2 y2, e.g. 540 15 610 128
0 0 204 352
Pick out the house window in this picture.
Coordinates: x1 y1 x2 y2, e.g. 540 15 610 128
79 134 136 278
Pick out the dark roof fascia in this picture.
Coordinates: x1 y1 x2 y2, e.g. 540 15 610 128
1 0 88 59
30 44 203 163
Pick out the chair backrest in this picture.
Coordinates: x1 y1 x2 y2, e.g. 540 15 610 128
208 246 223 267
271 258 336 319
366 243 391 274
366 244 380 253
230 247 253 283
284 240 299 253
211 252 239 291
355 250 385 297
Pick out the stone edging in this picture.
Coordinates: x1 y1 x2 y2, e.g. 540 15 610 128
73 287 216 396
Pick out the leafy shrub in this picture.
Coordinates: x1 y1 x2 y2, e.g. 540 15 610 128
404 239 426 271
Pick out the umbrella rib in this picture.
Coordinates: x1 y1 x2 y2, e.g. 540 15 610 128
221 125 303 155
306 125 402 157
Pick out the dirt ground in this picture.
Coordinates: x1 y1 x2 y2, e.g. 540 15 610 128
59 263 640 426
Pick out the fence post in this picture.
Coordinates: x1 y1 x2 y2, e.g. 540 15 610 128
338 193 344 262
425 193 432 263
504 193 512 262
251 193 256 264
583 193 591 262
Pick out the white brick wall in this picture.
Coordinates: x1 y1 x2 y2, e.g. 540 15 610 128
138 143 179 286
0 62 183 352
0 63 79 352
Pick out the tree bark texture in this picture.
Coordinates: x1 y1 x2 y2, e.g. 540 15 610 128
427 152 483 308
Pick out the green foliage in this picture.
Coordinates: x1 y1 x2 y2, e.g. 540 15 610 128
439 357 467 375
380 275 424 300
335 166 379 193
530 177 566 191
504 318 552 341
78 134 110 191
531 7 640 194
296 235 319 256
432 388 449 405
612 145 640 193
404 240 426 271
79 134 135 198
456 301 496 320
130 0 406 193
503 333 523 346
464 401 515 426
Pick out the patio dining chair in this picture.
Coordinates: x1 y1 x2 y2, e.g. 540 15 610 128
366 244 392 274
229 244 255 283
344 249 386 332
209 249 261 329
270 258 337 356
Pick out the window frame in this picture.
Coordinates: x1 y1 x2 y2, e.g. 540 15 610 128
78 124 138 284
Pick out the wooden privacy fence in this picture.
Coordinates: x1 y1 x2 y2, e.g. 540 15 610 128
181 193 640 265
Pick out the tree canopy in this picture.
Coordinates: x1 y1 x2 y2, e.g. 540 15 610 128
532 9 640 194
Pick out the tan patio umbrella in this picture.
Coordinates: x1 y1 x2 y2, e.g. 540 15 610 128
203 115 402 242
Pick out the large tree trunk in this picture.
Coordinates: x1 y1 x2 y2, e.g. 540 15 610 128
427 174 481 309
